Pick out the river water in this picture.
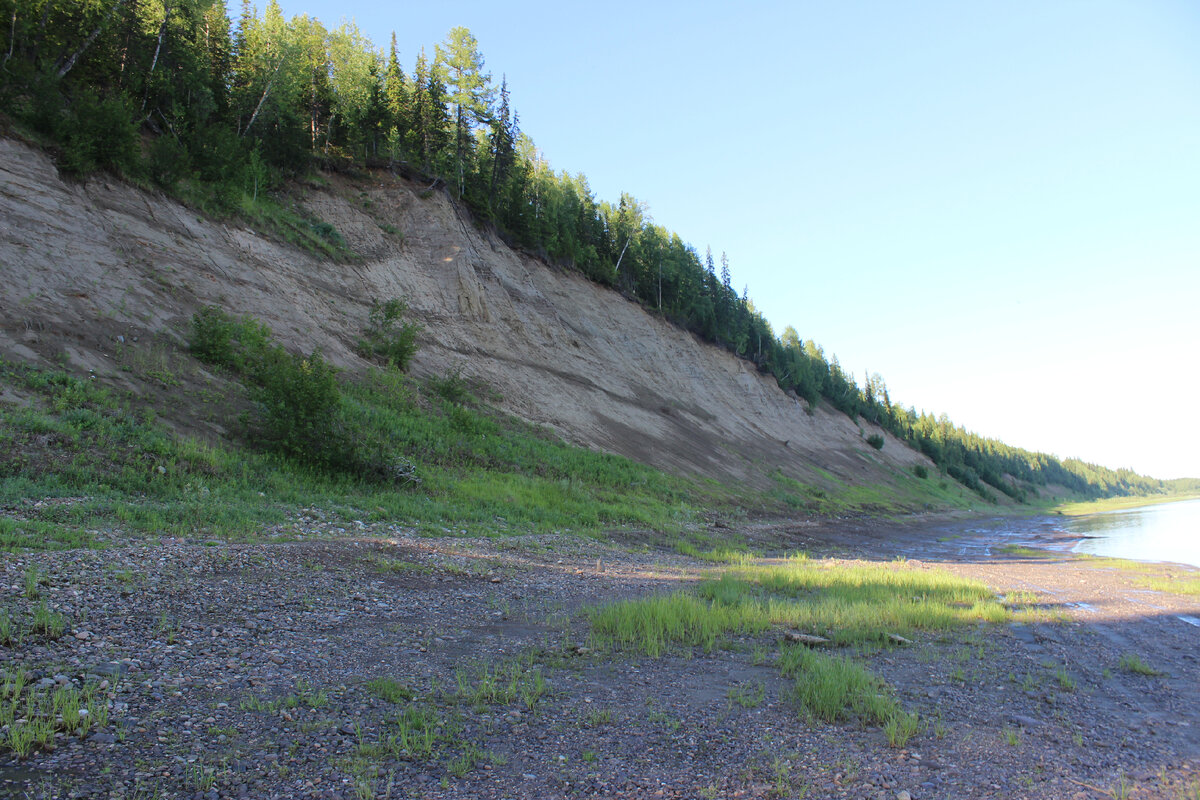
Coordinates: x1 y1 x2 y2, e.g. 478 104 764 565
1060 498 1200 568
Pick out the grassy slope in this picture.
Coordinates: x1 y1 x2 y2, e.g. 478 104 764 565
0 344 980 552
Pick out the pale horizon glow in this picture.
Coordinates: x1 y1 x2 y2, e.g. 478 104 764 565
271 0 1200 480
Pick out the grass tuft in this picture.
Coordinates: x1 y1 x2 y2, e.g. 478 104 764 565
365 677 416 703
1118 653 1164 677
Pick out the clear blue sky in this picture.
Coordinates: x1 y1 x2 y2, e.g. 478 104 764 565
272 0 1200 479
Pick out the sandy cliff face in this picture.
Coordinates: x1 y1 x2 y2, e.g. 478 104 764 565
0 137 927 490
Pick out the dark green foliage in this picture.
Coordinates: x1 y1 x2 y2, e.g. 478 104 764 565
866 434 885 451
912 465 929 479
248 347 347 467
188 307 272 373
357 298 423 371
425 372 472 405
188 307 356 474
309 221 346 249
147 135 192 188
59 89 140 177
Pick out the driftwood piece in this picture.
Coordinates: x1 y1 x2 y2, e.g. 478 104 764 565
784 632 831 646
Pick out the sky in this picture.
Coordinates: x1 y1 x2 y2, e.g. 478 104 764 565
271 0 1200 480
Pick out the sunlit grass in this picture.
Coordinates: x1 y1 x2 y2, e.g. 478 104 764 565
1070 554 1200 596
590 560 1007 653
698 561 1007 645
997 545 1056 558
1133 573 1200 596
587 557 1006 746
587 592 772 657
995 545 1200 598
767 468 977 518
671 538 758 565
1075 554 1160 572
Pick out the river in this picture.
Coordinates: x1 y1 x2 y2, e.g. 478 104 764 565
1060 497 1200 568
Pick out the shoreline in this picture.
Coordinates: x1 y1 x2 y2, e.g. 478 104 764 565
1052 492 1200 517
928 509 1200 572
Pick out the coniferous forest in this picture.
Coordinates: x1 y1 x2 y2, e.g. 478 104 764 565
0 0 1190 501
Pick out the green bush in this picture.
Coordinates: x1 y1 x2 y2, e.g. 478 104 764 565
59 89 140 177
866 433 885 451
249 348 348 467
148 135 192 188
188 307 272 373
912 464 929 479
357 298 423 371
309 221 346 249
426 371 472 404
186 308 417 482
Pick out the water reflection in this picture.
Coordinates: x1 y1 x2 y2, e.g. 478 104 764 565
1067 510 1146 534
1062 498 1200 568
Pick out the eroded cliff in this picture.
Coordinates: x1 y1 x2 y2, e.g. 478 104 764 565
0 137 928 493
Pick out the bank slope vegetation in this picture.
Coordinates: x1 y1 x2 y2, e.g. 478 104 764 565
0 0 1188 502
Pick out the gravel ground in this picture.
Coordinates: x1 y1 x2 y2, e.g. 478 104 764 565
2 512 1199 800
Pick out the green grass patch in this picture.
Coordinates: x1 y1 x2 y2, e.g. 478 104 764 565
726 680 765 709
0 354 707 547
701 560 1007 645
365 677 416 703
997 545 1056 558
1074 554 1159 572
0 671 110 757
778 644 896 724
767 468 976 517
1132 573 1200 596
590 560 1007 654
588 592 772 657
239 681 328 713
671 537 757 565
587 557 1005 745
451 658 547 710
235 192 357 262
1118 653 1164 677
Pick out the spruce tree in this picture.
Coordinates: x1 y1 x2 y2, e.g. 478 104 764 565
383 33 409 164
